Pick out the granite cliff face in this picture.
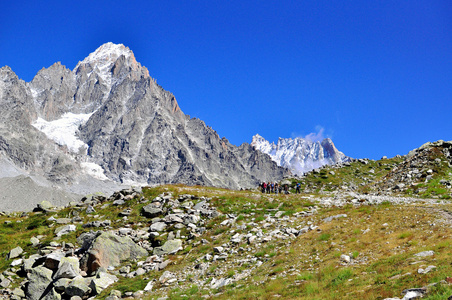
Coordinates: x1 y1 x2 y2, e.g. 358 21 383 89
0 43 289 201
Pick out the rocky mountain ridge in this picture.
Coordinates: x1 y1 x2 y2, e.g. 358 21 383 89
251 134 350 175
0 43 289 210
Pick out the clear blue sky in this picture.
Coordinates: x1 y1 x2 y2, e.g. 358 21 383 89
1 1 451 159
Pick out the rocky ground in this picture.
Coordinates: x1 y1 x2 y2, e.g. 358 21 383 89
0 183 451 300
0 141 451 299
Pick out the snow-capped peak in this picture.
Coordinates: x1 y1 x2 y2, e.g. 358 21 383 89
251 134 350 175
73 42 139 87
74 42 132 70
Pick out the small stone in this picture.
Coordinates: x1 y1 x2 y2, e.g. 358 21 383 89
150 222 167 232
418 265 436 274
112 199 125 206
55 218 72 224
159 271 176 285
323 214 347 223
210 277 231 289
158 260 171 270
213 246 224 253
86 206 96 214
109 290 122 297
55 224 76 237
401 288 426 299
135 268 146 276
50 241 60 247
30 237 40 246
414 251 434 257
11 258 23 266
119 265 131 274
144 281 153 291
0 278 11 288
340 254 351 264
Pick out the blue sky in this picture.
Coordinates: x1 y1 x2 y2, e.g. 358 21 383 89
1 1 451 159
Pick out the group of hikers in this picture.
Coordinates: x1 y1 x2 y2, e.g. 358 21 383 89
260 181 301 194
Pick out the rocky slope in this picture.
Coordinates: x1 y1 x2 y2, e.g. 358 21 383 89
0 43 289 209
0 177 451 299
251 134 350 175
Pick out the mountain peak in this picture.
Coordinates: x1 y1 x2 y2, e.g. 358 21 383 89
76 42 133 68
73 42 148 89
252 134 350 175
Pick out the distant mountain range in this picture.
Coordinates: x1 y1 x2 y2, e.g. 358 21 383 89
251 134 350 175
0 43 290 210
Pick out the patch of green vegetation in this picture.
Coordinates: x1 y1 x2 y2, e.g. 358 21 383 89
255 215 265 222
329 268 353 287
297 272 314 281
398 232 413 239
318 233 331 241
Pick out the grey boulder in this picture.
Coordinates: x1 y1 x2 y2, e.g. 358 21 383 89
153 239 183 256
26 266 53 300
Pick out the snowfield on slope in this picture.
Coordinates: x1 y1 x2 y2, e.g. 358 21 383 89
32 112 93 153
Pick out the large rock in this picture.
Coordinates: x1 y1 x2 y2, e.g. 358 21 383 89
26 266 53 300
23 255 42 273
89 271 118 295
44 251 65 269
77 231 100 251
36 200 53 212
65 276 91 298
8 246 23 259
53 257 80 280
54 278 72 293
149 222 167 232
42 288 61 300
142 205 163 218
80 231 148 273
153 239 183 256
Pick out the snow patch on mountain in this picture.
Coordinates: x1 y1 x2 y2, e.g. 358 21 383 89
32 112 93 153
81 162 108 181
251 134 350 175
